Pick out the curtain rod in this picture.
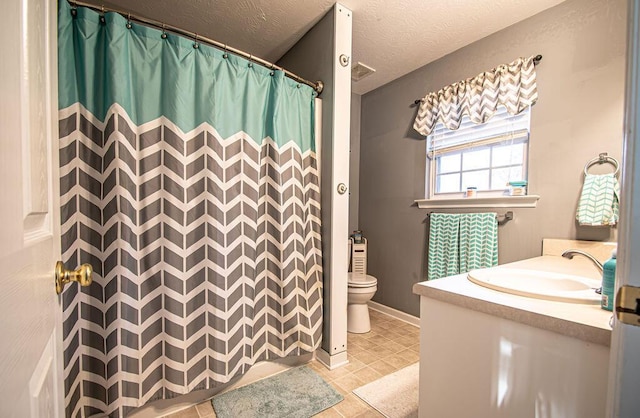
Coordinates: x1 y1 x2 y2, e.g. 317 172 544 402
68 1 324 95
412 55 542 105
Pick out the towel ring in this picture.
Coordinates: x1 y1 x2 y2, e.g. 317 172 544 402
584 153 620 177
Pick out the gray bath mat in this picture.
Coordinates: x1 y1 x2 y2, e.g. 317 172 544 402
353 362 419 418
211 366 343 418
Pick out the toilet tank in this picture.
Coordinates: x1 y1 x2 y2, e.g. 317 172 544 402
351 238 367 279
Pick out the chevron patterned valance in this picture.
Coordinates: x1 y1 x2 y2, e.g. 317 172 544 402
413 56 538 136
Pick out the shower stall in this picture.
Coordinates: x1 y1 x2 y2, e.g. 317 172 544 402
56 1 351 417
0 0 352 413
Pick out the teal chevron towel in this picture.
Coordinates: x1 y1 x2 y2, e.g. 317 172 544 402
427 214 461 280
428 213 498 280
459 213 499 273
576 173 620 226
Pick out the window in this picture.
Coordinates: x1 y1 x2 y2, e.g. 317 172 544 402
426 106 530 198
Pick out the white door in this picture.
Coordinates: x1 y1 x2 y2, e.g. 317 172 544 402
608 0 640 416
0 0 64 416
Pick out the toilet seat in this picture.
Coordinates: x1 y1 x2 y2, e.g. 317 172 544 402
348 273 377 288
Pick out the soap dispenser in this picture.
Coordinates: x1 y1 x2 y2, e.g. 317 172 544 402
601 249 617 311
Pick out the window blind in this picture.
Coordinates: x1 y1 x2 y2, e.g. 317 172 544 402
427 105 531 155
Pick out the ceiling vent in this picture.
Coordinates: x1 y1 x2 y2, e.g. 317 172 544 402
351 62 376 81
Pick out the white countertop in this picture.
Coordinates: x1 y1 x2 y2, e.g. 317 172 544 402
412 256 613 346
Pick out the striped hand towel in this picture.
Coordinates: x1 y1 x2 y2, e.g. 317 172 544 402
459 213 499 273
427 213 498 280
427 213 461 280
576 173 620 226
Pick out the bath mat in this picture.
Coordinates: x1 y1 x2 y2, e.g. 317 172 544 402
211 366 343 418
353 362 419 418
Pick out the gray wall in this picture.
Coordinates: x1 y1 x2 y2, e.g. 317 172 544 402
350 93 361 233
359 0 627 316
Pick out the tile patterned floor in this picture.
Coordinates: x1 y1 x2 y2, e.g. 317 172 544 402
164 308 420 418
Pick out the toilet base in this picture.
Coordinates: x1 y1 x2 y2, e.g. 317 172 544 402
347 302 371 333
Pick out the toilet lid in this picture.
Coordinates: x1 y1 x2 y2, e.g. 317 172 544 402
348 273 377 287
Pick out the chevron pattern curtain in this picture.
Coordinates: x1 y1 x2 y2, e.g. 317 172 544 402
413 56 538 136
58 2 322 417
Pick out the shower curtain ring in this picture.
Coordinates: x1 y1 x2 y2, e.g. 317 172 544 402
248 54 253 68
99 5 106 24
161 24 167 39
223 44 228 59
126 14 132 29
193 33 199 49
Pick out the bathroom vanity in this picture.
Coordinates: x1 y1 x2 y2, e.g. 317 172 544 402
413 251 613 418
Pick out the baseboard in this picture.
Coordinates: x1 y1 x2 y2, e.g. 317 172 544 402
368 301 420 327
315 348 348 370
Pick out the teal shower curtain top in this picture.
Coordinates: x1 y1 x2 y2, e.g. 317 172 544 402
58 0 317 151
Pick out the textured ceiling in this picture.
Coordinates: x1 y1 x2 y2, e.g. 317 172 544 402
95 0 566 95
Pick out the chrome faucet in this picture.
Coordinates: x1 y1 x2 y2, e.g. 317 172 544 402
561 249 604 273
561 249 604 294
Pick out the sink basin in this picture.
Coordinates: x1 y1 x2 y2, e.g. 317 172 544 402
467 268 602 304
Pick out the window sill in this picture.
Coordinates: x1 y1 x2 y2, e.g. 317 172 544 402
414 195 540 209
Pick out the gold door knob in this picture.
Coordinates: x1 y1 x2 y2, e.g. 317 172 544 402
55 261 93 294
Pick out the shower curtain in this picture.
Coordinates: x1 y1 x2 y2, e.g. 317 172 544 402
57 2 323 417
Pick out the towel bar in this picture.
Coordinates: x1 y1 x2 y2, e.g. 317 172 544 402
498 211 514 225
584 153 619 177
427 211 514 224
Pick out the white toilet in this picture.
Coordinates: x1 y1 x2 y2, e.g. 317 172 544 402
347 238 377 333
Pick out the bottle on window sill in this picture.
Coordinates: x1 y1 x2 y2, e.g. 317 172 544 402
465 187 477 198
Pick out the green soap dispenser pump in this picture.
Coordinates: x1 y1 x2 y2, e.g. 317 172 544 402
601 249 617 311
